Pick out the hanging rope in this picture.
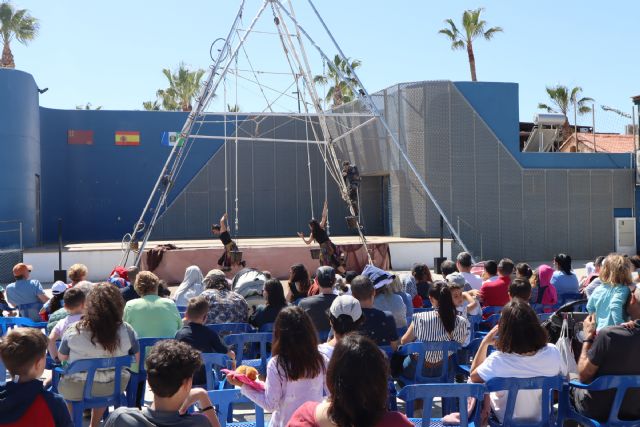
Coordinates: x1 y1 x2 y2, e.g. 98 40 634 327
302 78 315 219
223 78 229 215
234 51 239 237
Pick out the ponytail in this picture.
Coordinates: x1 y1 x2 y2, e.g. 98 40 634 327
437 286 457 334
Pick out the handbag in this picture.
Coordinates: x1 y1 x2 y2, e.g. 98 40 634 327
557 317 578 377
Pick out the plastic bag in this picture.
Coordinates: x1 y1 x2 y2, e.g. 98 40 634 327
557 317 578 377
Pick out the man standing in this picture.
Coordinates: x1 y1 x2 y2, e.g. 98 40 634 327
456 252 482 290
298 266 338 334
351 275 399 350
6 263 49 321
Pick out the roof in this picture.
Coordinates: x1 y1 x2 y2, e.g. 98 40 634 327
558 133 636 153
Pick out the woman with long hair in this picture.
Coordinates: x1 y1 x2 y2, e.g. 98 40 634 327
551 253 579 295
297 200 345 274
58 283 140 427
470 300 562 424
249 279 288 328
289 334 412 427
401 280 469 378
173 265 205 307
287 264 311 303
233 306 327 427
587 253 632 330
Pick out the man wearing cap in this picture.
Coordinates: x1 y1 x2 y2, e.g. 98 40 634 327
318 295 364 360
6 263 49 321
298 266 338 335
351 274 399 350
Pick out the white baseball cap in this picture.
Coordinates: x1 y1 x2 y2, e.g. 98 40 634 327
329 295 363 322
51 281 68 295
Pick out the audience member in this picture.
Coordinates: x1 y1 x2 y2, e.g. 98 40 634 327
299 267 338 334
39 281 67 321
440 260 457 277
515 263 533 281
233 306 327 427
402 263 433 306
587 254 631 330
337 270 358 296
174 265 205 307
351 275 399 349
175 296 235 386
572 287 640 422
530 264 558 306
249 279 287 328
364 265 407 328
289 334 412 427
481 260 499 282
447 277 480 317
105 340 219 427
581 256 604 290
288 264 311 303
124 271 182 338
477 258 513 307
401 281 469 378
120 266 140 302
318 295 364 359
390 276 413 321
629 255 640 281
200 270 249 324
470 300 562 424
551 253 579 295
0 328 72 427
67 263 88 286
6 263 49 321
108 266 130 289
262 270 273 280
583 256 605 298
456 251 482 290
58 284 140 427
508 278 532 301
47 287 86 361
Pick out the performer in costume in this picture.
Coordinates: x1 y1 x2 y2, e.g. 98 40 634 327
297 201 346 274
212 213 245 271
342 161 361 217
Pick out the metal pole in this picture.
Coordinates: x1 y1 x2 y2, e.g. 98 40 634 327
574 99 578 152
57 218 62 270
19 221 23 252
592 103 596 152
439 215 444 259
634 105 638 151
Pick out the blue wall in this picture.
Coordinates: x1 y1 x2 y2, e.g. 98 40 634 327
454 82 634 170
0 69 41 248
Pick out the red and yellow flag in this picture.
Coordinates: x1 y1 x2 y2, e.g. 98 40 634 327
115 131 140 146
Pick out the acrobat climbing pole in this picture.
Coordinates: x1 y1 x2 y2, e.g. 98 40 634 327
120 0 475 268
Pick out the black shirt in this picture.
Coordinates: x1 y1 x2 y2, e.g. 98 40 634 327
219 231 232 246
175 322 229 386
249 304 285 328
359 307 398 346
120 285 139 302
298 293 337 333
314 227 329 244
416 281 432 300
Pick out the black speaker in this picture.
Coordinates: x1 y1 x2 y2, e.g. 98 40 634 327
433 257 447 275
54 269 67 282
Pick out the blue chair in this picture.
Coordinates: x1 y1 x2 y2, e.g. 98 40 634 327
537 312 553 322
176 306 187 316
126 337 164 407
0 316 47 335
317 329 331 342
207 323 253 336
0 359 6 386
257 322 274 332
468 314 483 338
414 308 432 315
555 293 587 311
207 389 265 427
485 376 563 427
397 341 461 385
399 383 486 426
202 353 231 391
457 337 494 376
61 355 133 427
16 301 43 320
397 326 408 338
559 375 640 427
224 332 272 376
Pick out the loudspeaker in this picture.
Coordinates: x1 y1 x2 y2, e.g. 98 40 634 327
433 257 447 275
54 269 67 282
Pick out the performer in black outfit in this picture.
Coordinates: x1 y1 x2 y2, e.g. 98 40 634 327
298 201 346 274
211 213 245 271
342 161 361 217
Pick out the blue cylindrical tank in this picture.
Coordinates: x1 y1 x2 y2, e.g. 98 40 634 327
0 69 41 248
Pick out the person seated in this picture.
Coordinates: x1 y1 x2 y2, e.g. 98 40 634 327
249 279 288 328
481 260 499 282
364 265 406 328
105 340 219 427
551 253 580 296
124 271 182 339
476 258 513 308
515 263 533 282
571 286 640 422
587 254 632 331
174 265 205 307
39 281 68 321
200 270 249 324
298 267 338 335
0 328 72 427
401 281 469 379
287 264 311 303
470 300 563 424
440 260 457 277
67 263 89 287
508 278 532 302
108 266 130 289
456 251 482 290
289 334 412 427
120 266 140 302
318 295 365 359
447 276 480 317
47 287 86 361
402 263 433 306
529 264 558 307
351 275 399 350
6 263 49 321
390 276 413 320
583 256 605 298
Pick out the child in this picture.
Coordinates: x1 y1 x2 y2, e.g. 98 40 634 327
0 286 16 317
47 287 86 361
39 281 68 321
105 340 220 427
509 278 533 302
587 254 631 331
174 296 235 385
0 328 72 426
212 212 245 271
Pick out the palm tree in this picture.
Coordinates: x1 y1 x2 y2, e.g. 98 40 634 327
0 1 39 69
142 100 160 111
159 63 205 111
538 85 594 143
313 54 362 108
227 104 241 112
438 8 502 82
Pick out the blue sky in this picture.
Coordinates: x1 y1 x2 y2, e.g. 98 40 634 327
10 0 639 132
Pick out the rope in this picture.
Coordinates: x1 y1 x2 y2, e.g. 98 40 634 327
234 45 240 237
224 78 229 214
302 79 315 219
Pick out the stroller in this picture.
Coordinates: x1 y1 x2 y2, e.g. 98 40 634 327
232 268 267 312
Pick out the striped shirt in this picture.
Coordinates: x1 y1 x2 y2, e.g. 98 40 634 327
411 311 469 364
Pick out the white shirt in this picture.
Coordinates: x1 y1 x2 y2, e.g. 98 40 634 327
476 344 562 424
461 272 483 290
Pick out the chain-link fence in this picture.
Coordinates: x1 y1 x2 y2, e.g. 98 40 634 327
0 221 23 284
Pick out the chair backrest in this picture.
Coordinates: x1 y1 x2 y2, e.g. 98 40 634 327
413 308 432 315
176 306 187 315
398 341 461 383
568 375 640 426
482 306 503 317
317 329 330 342
468 314 483 338
202 353 230 391
0 317 47 335
137 337 164 375
485 375 564 427
224 332 273 372
399 383 486 424
258 322 274 332
208 389 264 427
207 323 253 335
17 301 43 320
64 355 133 402
482 313 501 329
556 293 587 311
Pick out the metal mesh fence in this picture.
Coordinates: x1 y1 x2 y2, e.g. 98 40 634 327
0 250 22 285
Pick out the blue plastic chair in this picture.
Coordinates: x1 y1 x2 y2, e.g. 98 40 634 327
559 375 640 427
414 308 432 315
457 337 494 377
16 301 43 320
317 329 330 342
202 353 232 391
399 383 486 426
257 322 274 332
0 316 47 335
207 323 253 336
126 337 164 407
224 332 272 376
176 306 187 316
555 293 587 311
485 376 563 427
61 355 133 427
207 389 265 427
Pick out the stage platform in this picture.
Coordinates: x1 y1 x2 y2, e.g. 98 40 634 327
23 236 452 284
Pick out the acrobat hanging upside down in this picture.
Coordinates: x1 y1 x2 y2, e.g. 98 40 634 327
211 213 245 271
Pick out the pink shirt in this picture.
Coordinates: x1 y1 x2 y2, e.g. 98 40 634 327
288 401 413 427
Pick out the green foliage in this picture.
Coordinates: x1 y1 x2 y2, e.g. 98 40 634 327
0 1 39 68
313 54 362 108
149 63 206 111
538 85 594 118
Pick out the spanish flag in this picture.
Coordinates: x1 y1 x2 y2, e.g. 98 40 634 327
115 131 140 146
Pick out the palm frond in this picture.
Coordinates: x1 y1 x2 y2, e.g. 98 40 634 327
483 26 503 40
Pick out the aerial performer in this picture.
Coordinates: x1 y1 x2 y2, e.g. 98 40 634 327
212 213 245 272
342 161 361 217
298 201 346 274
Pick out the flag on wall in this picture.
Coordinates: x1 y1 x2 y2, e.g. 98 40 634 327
161 131 185 147
67 130 93 145
115 131 140 146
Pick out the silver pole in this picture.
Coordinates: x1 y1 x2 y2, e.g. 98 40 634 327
592 103 596 153
574 99 578 152
19 221 23 252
